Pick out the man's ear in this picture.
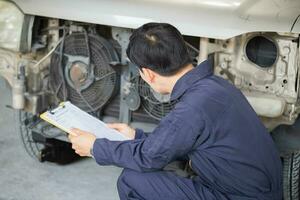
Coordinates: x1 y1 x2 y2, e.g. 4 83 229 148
141 68 156 83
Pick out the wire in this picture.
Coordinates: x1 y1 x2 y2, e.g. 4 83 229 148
83 29 91 67
94 71 116 81
59 27 68 101
76 88 97 116
50 32 117 112
290 14 300 32
32 37 63 70
74 29 97 115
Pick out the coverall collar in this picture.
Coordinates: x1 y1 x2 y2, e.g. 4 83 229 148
170 59 213 101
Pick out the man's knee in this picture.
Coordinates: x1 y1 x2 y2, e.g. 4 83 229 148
117 169 144 199
117 168 128 190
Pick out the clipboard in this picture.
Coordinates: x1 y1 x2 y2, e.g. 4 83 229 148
40 101 129 141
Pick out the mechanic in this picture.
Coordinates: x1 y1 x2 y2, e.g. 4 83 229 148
68 23 282 200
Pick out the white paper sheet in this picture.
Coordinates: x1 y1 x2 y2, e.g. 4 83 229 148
40 101 129 141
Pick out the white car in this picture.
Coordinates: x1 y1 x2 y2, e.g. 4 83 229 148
0 0 299 199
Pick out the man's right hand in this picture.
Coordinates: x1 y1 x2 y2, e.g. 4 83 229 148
106 123 136 140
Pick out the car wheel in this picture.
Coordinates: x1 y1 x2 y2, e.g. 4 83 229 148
283 152 300 200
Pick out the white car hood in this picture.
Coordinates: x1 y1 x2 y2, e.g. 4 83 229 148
12 0 300 39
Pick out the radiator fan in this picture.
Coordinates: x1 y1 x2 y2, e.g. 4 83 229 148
137 77 177 120
49 32 118 113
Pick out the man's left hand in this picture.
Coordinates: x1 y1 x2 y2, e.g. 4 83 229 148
68 128 96 157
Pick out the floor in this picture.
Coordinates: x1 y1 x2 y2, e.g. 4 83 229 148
0 78 122 200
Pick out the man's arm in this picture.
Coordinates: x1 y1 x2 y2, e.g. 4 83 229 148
134 128 148 139
92 102 204 172
106 123 148 140
68 123 149 157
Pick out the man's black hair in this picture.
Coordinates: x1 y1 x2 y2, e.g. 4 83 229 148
126 22 192 76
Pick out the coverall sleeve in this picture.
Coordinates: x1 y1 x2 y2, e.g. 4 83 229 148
93 102 204 172
134 128 148 139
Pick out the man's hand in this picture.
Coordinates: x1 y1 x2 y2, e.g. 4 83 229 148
107 123 136 140
68 128 96 157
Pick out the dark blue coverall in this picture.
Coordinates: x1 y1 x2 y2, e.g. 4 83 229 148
93 59 283 200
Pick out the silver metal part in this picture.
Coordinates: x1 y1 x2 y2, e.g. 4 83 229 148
125 89 141 111
119 65 132 123
24 93 50 115
12 75 25 109
112 27 134 122
112 27 132 65
47 19 60 51
198 38 209 64
12 65 26 109
27 64 42 94
63 54 93 91
20 15 35 53
214 33 300 129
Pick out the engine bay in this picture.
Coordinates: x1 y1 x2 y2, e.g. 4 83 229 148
0 16 299 162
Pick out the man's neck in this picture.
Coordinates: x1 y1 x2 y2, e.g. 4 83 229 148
165 64 194 94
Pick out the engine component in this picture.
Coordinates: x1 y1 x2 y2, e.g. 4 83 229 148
49 32 118 113
121 64 141 112
37 136 81 164
12 65 25 109
214 33 299 129
24 93 51 115
245 93 285 118
125 88 141 111
27 64 42 93
112 27 134 123
137 77 176 120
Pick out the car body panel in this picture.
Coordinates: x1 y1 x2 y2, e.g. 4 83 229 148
12 0 300 39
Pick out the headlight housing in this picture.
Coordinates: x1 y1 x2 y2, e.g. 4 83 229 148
0 1 27 52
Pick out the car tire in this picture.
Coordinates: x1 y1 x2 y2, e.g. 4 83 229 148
283 152 300 200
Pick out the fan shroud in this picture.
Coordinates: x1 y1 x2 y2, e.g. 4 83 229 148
49 33 118 112
137 77 177 120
